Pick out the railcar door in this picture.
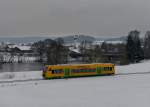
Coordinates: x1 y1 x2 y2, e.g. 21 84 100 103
96 67 102 74
64 68 70 77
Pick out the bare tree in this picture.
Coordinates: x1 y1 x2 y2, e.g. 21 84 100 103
46 38 69 65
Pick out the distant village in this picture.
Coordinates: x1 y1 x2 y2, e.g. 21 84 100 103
0 42 39 63
0 35 126 64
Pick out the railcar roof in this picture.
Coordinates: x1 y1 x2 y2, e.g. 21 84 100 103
45 63 114 67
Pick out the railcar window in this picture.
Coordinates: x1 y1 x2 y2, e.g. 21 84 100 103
76 69 80 73
107 67 109 71
86 69 88 72
89 69 92 72
51 69 63 74
54 70 58 74
82 69 86 72
85 69 88 72
74 69 76 72
88 69 91 72
84 69 88 72
52 70 54 74
71 69 75 73
79 69 81 72
72 69 80 73
104 67 110 71
109 67 112 71
43 67 48 71
72 69 76 72
71 68 96 73
91 69 96 72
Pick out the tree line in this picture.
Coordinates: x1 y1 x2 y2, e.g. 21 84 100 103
126 30 150 64
32 30 150 65
79 30 150 65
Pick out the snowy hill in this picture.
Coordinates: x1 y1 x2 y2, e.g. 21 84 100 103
1 60 150 107
59 35 95 43
0 35 95 44
0 37 53 44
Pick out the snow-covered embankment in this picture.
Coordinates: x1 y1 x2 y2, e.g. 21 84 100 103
0 60 150 81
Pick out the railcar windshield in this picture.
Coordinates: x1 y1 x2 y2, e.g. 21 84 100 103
43 66 48 72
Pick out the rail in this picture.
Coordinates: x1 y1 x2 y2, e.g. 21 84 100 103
0 71 150 84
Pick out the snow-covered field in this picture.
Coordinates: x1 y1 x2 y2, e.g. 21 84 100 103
0 60 150 107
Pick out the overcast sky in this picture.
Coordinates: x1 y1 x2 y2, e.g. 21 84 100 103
0 0 150 37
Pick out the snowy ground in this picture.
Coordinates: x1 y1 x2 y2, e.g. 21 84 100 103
0 60 150 107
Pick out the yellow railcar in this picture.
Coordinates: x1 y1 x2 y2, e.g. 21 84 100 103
42 63 115 79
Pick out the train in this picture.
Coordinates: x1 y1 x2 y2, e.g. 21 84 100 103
42 63 115 79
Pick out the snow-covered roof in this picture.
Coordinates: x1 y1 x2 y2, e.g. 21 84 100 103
8 45 31 51
69 47 80 53
105 40 125 44
92 40 125 45
92 40 104 45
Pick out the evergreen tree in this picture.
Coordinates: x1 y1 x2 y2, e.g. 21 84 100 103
144 31 150 59
134 36 144 61
126 30 144 63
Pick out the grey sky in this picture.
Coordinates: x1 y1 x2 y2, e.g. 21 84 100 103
0 0 150 37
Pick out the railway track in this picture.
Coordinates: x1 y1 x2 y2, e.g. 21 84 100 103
0 78 43 84
116 71 150 76
1 71 150 84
